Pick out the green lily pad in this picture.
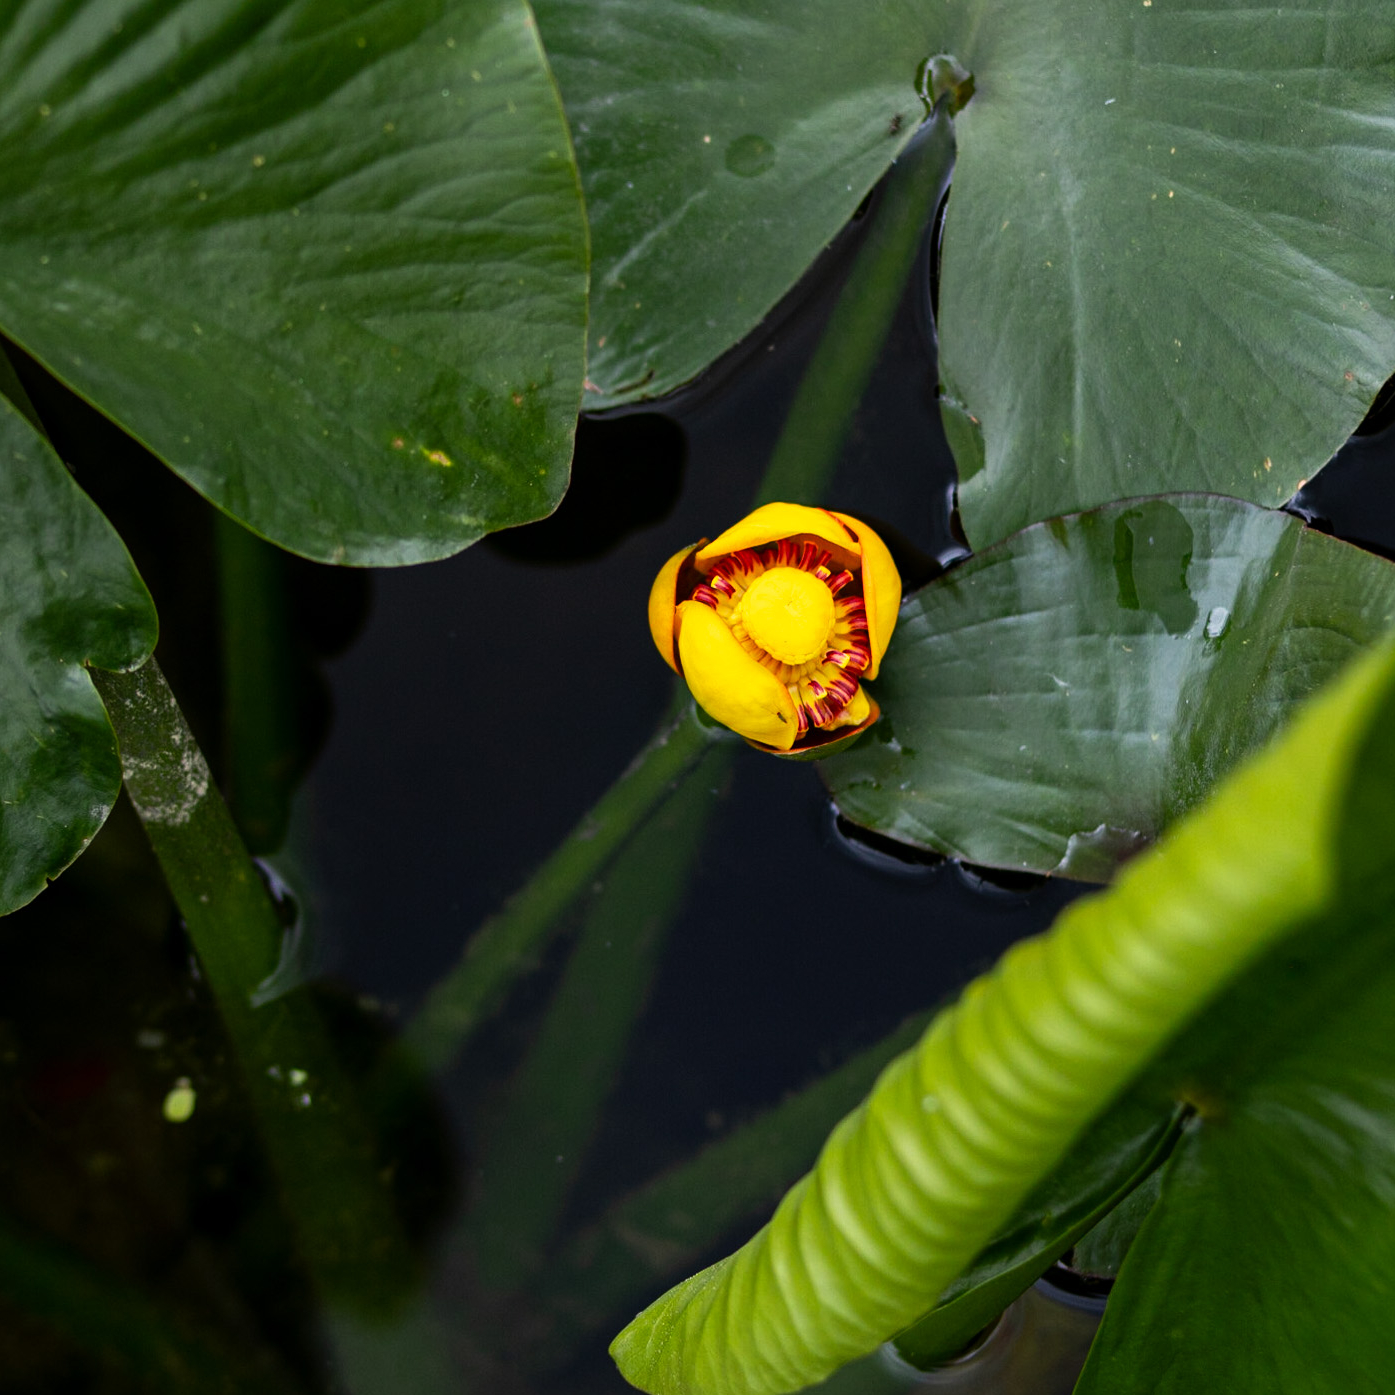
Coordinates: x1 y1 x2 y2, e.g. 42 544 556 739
540 0 1395 537
0 394 157 914
532 0 937 406
824 495 1395 879
0 0 587 564
942 0 1395 545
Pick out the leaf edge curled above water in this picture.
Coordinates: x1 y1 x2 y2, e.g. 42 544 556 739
0 393 157 914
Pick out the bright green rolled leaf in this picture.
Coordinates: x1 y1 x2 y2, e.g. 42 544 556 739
610 637 1395 1395
0 394 156 914
0 0 587 564
533 1011 936 1368
824 496 1395 879
892 1099 1181 1370
943 0 1395 545
532 0 939 406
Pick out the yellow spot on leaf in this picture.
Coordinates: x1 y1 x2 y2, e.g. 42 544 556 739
421 448 453 468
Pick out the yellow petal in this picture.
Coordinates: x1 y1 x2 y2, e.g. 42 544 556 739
676 600 800 750
826 684 871 732
831 512 901 679
648 543 701 672
696 502 856 563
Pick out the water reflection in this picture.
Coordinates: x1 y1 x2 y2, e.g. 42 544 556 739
880 1282 1104 1394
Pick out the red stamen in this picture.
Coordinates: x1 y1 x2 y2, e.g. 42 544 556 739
693 585 720 609
828 570 854 596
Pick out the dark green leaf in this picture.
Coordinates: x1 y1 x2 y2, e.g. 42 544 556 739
0 394 156 914
532 0 939 405
0 0 588 564
1069 1166 1161 1280
825 496 1395 878
1070 667 1395 1390
1078 925 1395 1394
943 0 1395 545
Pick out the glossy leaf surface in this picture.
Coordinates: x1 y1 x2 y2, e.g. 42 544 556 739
0 0 588 564
825 496 1395 879
0 394 156 913
892 1099 1182 1370
532 0 935 405
543 0 1394 542
944 0 1395 546
610 638 1395 1395
1083 1009 1395 1395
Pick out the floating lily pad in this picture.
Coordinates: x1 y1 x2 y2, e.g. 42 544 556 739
823 496 1395 878
0 0 588 564
942 0 1395 544
532 0 937 405
540 0 1395 540
0 394 157 913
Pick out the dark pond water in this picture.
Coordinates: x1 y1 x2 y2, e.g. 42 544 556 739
5 161 1395 1395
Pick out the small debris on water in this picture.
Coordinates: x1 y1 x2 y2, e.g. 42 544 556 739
163 1079 196 1123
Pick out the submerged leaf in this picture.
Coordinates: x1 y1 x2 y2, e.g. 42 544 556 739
824 496 1395 878
0 394 156 913
0 0 588 563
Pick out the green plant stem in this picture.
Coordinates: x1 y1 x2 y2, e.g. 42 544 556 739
464 742 735 1292
215 513 300 854
404 106 955 1080
404 693 730 1074
754 101 955 508
90 658 417 1314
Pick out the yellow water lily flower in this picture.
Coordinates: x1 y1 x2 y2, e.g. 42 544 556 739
648 502 901 753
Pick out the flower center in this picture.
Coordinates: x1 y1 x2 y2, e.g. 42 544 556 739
737 566 835 666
